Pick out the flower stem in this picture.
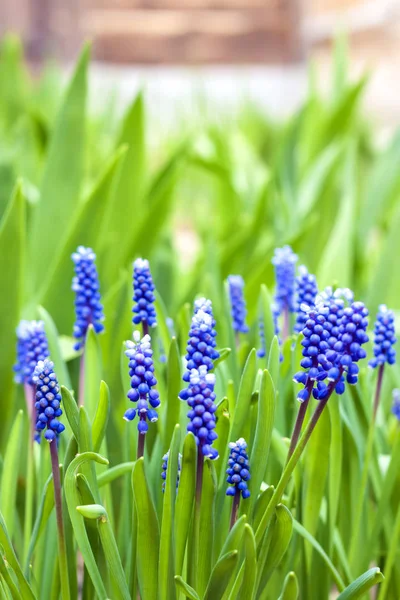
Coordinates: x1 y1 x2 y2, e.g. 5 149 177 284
349 364 385 570
235 332 240 350
49 440 70 600
229 490 240 530
191 450 204 590
378 499 400 600
78 353 85 407
287 380 313 462
142 321 149 337
137 433 145 460
282 305 290 341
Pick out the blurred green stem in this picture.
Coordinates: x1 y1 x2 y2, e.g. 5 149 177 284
349 364 384 569
78 353 85 407
378 499 400 600
191 451 204 590
49 440 70 600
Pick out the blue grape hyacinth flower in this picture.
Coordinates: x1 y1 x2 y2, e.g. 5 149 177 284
179 365 218 460
293 288 369 402
182 298 219 383
294 266 318 334
132 258 157 333
369 305 397 369
14 320 49 386
226 438 251 499
392 390 400 421
161 450 182 492
272 245 298 316
124 332 160 434
228 275 249 334
32 359 65 442
72 246 104 351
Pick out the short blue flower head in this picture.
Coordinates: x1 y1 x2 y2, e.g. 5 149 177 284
72 246 104 351
14 320 49 386
32 359 65 442
369 305 396 369
161 450 182 492
392 390 400 421
132 258 157 331
228 275 249 334
272 245 298 315
293 288 369 401
182 298 219 383
179 366 218 460
294 266 318 334
226 438 251 499
124 332 160 434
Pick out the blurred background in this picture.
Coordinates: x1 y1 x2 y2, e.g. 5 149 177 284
1 0 400 130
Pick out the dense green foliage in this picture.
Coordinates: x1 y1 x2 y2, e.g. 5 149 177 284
0 34 399 599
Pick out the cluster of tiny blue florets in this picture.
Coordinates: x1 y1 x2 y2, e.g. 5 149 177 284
294 266 318 334
14 320 49 386
228 275 249 334
272 246 298 316
123 332 160 434
132 258 157 329
257 318 266 358
369 305 397 369
182 299 219 383
72 246 104 351
179 366 218 459
161 450 182 492
226 438 251 499
32 359 65 442
293 288 369 401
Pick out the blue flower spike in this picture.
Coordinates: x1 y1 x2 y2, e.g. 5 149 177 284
32 359 65 442
294 266 318 334
228 275 249 337
161 450 182 492
179 366 218 460
257 318 266 359
182 298 219 383
72 246 104 351
369 305 397 369
272 245 298 339
392 390 400 421
226 438 251 499
14 320 49 386
132 258 157 336
124 331 160 435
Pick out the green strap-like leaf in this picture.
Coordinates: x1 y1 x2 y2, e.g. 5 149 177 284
230 349 257 441
0 410 23 539
174 433 196 577
240 525 257 600
278 572 299 600
0 512 35 599
92 381 110 452
257 504 293 594
197 459 217 597
61 387 79 441
337 568 384 600
203 551 239 600
164 340 181 452
174 576 200 600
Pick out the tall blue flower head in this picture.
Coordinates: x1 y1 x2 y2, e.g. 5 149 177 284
161 450 182 492
179 366 218 460
293 288 369 401
369 305 396 369
14 320 49 386
272 245 298 315
228 275 249 334
32 359 65 442
294 266 318 334
72 246 104 351
182 298 219 383
392 389 400 421
132 258 157 331
226 438 251 499
123 332 160 434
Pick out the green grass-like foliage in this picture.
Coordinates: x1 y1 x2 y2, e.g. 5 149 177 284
0 33 398 599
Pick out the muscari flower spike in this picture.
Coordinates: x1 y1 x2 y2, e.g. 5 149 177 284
132 258 157 329
32 359 65 442
293 288 369 401
179 365 218 460
272 245 298 316
369 305 397 369
182 298 219 383
228 275 249 334
257 318 266 359
14 320 49 386
294 266 318 334
392 389 400 421
124 332 160 434
72 246 104 351
226 438 251 499
161 450 182 492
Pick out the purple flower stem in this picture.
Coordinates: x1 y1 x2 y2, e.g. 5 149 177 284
142 321 149 337
78 353 85 407
229 490 241 530
235 332 240 350
287 379 314 462
137 433 145 460
49 439 70 600
282 305 290 341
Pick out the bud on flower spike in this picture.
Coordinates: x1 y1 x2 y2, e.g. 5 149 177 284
72 246 104 351
124 332 160 434
161 450 182 492
14 320 49 385
272 245 298 315
182 298 219 383
369 305 397 369
32 359 65 442
294 266 318 334
226 438 251 499
228 275 249 334
132 258 157 333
